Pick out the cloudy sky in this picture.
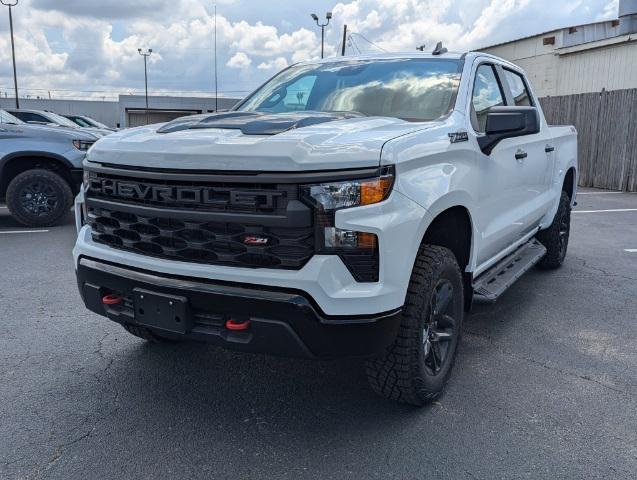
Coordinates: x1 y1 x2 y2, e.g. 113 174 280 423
0 0 619 101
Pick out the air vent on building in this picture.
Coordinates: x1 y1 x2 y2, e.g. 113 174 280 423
543 36 556 45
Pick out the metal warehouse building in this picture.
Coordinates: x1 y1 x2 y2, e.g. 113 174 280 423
480 0 637 96
480 0 637 192
0 95 241 129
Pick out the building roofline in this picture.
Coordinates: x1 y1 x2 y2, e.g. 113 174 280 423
477 17 622 50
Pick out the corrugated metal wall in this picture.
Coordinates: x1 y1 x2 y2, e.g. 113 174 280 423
540 89 637 192
482 36 637 97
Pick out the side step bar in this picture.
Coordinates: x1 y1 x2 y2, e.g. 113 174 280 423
473 239 547 302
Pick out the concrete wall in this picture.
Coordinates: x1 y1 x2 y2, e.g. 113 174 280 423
0 98 119 127
481 34 637 97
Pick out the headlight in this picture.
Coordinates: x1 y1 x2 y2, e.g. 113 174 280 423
303 165 394 211
300 165 394 282
73 140 95 151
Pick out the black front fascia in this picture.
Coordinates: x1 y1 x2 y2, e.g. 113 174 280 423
77 257 401 358
83 162 383 277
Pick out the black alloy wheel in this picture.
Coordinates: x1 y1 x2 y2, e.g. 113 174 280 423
423 279 457 376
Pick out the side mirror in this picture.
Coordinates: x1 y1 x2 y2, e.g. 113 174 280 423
478 106 540 155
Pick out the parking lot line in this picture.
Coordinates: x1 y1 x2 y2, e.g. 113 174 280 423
577 191 624 195
0 229 49 234
625 249 637 253
573 208 637 213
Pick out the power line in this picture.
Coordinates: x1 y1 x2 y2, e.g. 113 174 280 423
348 34 362 54
350 32 387 52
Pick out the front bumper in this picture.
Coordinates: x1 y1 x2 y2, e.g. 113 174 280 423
77 257 402 359
74 188 430 316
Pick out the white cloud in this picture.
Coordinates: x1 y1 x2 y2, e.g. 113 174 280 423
0 0 619 101
227 52 252 68
257 57 289 70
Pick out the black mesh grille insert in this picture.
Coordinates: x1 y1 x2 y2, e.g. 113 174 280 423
88 206 315 269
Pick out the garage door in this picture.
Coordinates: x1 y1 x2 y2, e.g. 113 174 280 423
126 109 200 127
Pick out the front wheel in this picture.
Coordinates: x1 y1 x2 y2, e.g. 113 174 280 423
366 245 464 406
6 169 73 227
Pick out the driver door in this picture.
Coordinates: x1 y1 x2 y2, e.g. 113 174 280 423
470 63 530 267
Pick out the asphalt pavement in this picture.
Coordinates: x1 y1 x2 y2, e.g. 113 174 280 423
0 189 636 480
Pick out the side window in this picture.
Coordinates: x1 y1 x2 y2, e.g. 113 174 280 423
15 112 48 123
32 114 50 123
503 69 532 107
471 64 505 133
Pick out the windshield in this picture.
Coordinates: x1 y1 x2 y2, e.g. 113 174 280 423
238 58 463 122
84 117 110 129
70 117 92 127
0 109 26 125
46 112 81 128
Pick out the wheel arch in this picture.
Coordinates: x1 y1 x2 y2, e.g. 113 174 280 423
0 152 77 198
417 198 475 311
563 166 576 201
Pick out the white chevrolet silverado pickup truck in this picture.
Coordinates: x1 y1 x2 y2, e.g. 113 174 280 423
73 51 577 405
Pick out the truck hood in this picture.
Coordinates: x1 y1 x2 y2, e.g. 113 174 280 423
87 111 437 171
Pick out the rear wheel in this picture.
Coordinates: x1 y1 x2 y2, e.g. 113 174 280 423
536 191 571 269
366 245 464 406
6 169 73 227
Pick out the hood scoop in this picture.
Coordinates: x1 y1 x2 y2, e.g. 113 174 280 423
157 111 363 136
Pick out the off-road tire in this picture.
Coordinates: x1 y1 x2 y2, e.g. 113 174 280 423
536 191 571 269
366 245 464 406
6 169 73 227
122 324 174 343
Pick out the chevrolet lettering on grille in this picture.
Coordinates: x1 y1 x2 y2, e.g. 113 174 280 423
89 178 285 209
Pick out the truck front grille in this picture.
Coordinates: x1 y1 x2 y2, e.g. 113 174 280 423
88 206 315 269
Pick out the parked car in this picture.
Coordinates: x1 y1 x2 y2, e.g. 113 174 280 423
6 108 112 138
73 50 577 405
0 109 96 227
64 114 116 132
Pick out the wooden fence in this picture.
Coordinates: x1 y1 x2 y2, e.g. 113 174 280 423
539 89 637 192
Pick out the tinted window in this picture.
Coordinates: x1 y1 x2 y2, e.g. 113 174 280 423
239 59 463 122
471 64 505 133
503 69 532 107
70 116 92 127
12 112 50 123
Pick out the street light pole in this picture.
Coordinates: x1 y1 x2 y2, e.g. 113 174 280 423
310 12 332 59
137 48 152 111
1 0 20 109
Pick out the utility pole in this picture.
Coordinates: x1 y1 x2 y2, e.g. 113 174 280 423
1 0 20 109
310 12 332 59
341 24 347 56
213 4 218 112
137 48 152 120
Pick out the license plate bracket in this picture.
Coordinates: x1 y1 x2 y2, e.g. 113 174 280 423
133 288 191 334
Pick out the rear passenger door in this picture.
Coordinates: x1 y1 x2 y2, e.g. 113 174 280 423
499 67 554 221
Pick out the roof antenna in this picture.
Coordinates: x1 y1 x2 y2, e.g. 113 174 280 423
432 42 447 55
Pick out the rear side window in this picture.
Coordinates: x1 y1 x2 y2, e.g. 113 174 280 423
471 64 505 133
503 69 532 107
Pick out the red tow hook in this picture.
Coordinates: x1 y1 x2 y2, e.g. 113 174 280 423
225 319 251 331
102 294 123 305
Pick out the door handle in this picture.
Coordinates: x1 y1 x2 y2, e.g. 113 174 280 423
545 146 555 153
515 150 527 160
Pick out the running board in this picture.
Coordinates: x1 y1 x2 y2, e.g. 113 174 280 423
473 239 547 302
